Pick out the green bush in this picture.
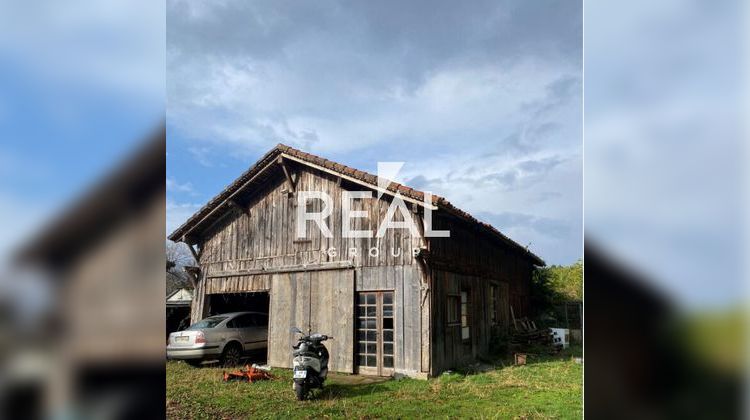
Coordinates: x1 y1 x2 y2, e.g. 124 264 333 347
530 259 582 318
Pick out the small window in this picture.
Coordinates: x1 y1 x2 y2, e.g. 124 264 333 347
461 290 470 342
446 295 460 324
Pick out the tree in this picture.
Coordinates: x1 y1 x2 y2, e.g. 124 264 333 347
547 259 583 302
166 241 195 295
167 240 195 269
530 259 583 318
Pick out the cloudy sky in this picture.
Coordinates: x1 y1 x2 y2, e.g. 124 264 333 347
0 0 164 264
166 0 583 265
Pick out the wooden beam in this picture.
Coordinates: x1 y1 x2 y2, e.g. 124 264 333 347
184 266 201 288
206 260 353 278
277 156 296 192
186 243 200 263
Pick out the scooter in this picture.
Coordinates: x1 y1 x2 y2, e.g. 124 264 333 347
290 326 332 400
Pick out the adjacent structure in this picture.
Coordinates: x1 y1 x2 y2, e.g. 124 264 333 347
166 287 193 337
169 144 544 377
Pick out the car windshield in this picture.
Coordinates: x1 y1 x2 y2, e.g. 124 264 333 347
187 317 227 330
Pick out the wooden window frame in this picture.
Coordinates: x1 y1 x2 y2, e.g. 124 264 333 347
446 293 461 326
460 289 471 343
356 291 395 376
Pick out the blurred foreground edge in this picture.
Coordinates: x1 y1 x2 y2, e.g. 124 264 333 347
585 242 742 419
6 126 166 420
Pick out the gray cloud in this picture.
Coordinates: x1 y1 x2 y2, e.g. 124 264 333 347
476 211 572 240
167 0 582 154
167 0 582 265
474 210 578 264
168 0 581 77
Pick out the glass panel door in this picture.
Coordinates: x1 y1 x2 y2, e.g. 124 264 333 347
356 291 395 376
356 292 378 375
381 292 394 372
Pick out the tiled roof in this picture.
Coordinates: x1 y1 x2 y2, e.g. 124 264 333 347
169 144 545 266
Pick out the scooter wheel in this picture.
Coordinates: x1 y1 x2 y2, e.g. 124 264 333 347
294 382 307 401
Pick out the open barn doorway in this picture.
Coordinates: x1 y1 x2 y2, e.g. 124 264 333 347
206 292 270 364
208 292 270 316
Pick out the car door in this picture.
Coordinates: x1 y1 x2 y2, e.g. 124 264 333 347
223 315 245 349
226 314 253 352
247 313 268 350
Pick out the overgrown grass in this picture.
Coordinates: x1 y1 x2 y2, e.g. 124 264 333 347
167 349 582 419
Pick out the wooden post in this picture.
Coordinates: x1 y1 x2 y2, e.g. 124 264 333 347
184 266 201 289
183 239 200 264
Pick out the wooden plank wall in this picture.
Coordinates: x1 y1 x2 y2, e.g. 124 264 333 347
198 166 418 277
428 214 535 319
188 162 538 376
187 165 430 375
430 269 509 374
267 272 310 369
309 269 355 373
267 269 355 373
355 265 423 375
204 274 271 294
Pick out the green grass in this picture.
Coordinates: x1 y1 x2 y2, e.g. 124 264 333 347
167 348 582 419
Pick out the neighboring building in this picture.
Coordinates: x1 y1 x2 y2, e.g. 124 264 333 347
169 144 544 378
166 287 193 336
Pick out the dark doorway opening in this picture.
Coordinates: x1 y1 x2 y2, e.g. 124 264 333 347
166 306 191 337
208 292 269 316
206 292 270 365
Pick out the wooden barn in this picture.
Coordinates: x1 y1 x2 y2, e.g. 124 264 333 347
168 144 544 378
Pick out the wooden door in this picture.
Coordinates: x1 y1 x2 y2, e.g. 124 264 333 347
309 269 355 373
356 291 395 376
267 270 354 372
267 272 309 368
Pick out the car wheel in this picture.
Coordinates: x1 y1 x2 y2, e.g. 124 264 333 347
220 343 242 367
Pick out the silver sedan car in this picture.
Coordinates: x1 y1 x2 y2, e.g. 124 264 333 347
167 311 268 366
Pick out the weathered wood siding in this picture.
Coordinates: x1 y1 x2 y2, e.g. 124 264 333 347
355 264 426 375
267 269 355 373
191 165 426 373
204 274 271 294
197 166 419 277
428 213 534 318
187 160 537 377
191 165 422 321
429 269 510 374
